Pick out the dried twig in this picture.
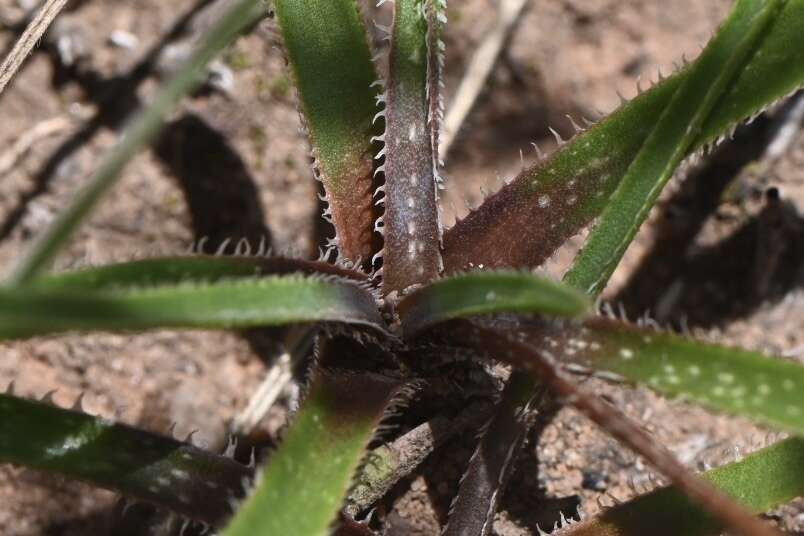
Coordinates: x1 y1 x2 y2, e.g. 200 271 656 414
0 0 69 97
346 399 494 515
439 0 528 162
231 327 314 436
0 110 89 177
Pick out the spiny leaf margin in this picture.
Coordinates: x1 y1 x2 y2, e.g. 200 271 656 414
32 255 368 291
565 0 786 295
275 0 380 263
380 0 443 295
442 0 804 274
557 437 804 536
526 316 804 437
398 270 590 338
223 371 400 536
0 392 252 525
0 274 385 340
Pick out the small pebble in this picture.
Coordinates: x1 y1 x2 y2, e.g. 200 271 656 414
108 30 140 50
581 470 608 491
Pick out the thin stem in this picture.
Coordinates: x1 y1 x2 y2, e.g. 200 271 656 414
9 0 264 284
0 0 68 98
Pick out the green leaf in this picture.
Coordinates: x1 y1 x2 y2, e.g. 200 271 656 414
398 270 590 337
449 322 780 536
565 0 786 296
525 317 804 437
223 371 399 536
33 256 368 291
557 438 804 536
381 0 443 294
10 0 265 285
0 393 252 525
442 0 804 274
0 275 385 340
275 0 380 263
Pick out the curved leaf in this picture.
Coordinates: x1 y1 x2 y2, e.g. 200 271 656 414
34 256 368 290
275 0 380 263
398 270 589 337
0 393 252 525
0 275 385 340
565 0 785 295
381 0 444 294
557 438 804 536
224 371 399 536
10 0 265 284
521 317 804 437
449 323 781 536
442 0 804 274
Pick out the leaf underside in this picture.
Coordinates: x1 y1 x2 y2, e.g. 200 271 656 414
443 371 540 536
223 370 400 536
380 0 443 294
0 393 252 526
558 438 804 536
275 0 380 263
442 0 804 274
0 274 384 340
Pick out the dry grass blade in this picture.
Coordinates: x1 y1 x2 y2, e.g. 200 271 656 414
439 0 527 161
454 322 783 536
0 0 69 98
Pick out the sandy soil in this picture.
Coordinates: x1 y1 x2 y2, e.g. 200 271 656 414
0 0 803 534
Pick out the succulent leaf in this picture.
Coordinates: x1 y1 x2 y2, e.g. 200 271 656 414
442 0 804 274
451 324 783 536
565 0 786 295
521 317 804 438
275 0 381 264
381 0 444 295
0 275 385 340
398 270 590 338
0 393 252 525
33 255 369 290
223 371 400 536
9 0 265 284
557 438 804 536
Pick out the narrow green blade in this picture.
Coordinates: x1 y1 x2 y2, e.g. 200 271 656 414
442 0 804 274
275 0 380 263
10 0 265 284
524 317 804 437
223 371 399 536
558 438 804 536
0 275 384 340
398 271 590 337
448 322 782 536
565 0 785 296
0 393 252 525
33 256 368 291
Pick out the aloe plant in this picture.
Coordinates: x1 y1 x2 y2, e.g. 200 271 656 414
3 0 804 535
